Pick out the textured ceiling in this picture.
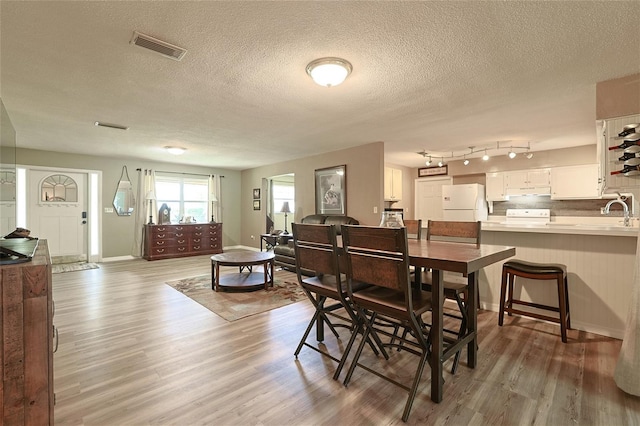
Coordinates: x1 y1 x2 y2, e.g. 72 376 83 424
1 1 639 170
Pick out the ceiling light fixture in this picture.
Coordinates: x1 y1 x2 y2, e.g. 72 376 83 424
425 156 432 166
508 147 517 159
438 157 445 167
482 149 490 161
525 152 534 159
165 146 186 155
463 156 470 166
306 57 352 87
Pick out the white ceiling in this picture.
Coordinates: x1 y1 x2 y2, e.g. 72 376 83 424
1 1 639 170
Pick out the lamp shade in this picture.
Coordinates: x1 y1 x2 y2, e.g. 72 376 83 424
280 202 291 214
306 57 352 87
145 190 156 201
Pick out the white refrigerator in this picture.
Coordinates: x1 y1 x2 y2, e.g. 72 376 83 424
442 184 488 221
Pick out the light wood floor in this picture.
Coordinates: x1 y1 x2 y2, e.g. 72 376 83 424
52 255 640 425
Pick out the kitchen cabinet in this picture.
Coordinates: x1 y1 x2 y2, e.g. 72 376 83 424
551 164 602 199
505 168 551 195
601 114 640 191
384 166 402 201
485 172 508 201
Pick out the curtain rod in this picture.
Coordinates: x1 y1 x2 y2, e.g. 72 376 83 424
136 168 225 178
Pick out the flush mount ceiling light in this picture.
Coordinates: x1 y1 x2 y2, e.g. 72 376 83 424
165 146 186 155
306 57 352 87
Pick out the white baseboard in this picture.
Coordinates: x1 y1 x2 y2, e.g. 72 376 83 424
101 255 136 262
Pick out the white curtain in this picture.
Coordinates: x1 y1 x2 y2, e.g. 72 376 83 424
209 174 222 223
131 169 156 257
614 227 640 395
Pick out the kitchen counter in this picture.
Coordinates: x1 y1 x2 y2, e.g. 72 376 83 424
482 220 639 237
477 221 637 339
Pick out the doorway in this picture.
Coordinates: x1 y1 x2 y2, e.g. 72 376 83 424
265 174 295 234
414 176 453 224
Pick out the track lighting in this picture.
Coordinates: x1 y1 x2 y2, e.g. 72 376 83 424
438 158 445 167
525 151 534 159
508 148 517 159
426 155 432 166
482 149 489 161
463 157 470 166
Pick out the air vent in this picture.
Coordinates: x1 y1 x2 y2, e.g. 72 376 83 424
130 31 187 61
94 121 128 131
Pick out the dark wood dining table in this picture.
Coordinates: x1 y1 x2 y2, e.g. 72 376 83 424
407 239 515 403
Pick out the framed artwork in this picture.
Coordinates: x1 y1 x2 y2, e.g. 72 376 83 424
418 165 448 177
253 200 261 210
253 188 260 199
315 165 346 215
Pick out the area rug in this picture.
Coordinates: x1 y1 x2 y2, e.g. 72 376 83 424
52 262 100 274
165 270 306 322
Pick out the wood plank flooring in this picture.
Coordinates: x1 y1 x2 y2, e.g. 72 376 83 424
52 255 640 425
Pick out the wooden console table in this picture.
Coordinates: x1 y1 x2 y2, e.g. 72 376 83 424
143 223 222 260
0 240 54 424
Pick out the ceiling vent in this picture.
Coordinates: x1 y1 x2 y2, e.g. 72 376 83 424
130 31 187 61
94 121 128 130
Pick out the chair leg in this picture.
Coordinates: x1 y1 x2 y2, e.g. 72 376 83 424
564 276 571 329
343 315 373 387
295 309 322 357
557 273 568 343
402 351 429 422
498 268 508 326
507 273 515 316
450 293 467 374
333 314 363 381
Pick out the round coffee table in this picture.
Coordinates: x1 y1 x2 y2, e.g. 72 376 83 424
211 251 275 292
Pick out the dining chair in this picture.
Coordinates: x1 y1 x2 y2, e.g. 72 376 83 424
291 223 383 373
403 219 422 240
421 220 481 374
340 225 433 422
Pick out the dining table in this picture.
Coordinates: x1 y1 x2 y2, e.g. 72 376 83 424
407 239 515 403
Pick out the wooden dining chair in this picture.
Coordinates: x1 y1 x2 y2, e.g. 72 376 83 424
403 219 422 240
339 225 433 422
291 223 382 374
422 220 481 374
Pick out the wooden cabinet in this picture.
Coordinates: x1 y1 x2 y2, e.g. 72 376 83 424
1 240 54 425
551 164 602 199
485 172 508 201
143 223 222 260
505 168 551 195
384 167 402 201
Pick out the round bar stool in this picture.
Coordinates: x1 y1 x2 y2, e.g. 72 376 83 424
498 259 570 342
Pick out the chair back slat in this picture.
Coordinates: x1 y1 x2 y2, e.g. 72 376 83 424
292 223 340 277
403 219 422 240
426 220 481 245
342 225 410 294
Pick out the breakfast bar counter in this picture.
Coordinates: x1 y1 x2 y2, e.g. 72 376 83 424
476 222 637 339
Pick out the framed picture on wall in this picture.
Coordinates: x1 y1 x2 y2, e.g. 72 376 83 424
315 165 346 215
253 200 261 210
253 188 260 199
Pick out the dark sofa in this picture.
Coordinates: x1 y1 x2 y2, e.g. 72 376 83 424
273 214 359 272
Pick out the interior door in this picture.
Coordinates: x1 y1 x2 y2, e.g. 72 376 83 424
414 176 452 224
28 169 87 259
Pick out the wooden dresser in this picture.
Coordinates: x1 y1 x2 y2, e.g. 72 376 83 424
143 223 223 260
0 240 54 425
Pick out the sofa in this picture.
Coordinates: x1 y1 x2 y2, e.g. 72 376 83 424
273 214 360 273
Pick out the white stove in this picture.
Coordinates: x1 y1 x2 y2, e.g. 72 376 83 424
503 209 551 224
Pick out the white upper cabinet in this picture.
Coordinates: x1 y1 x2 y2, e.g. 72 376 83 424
505 168 551 195
384 166 402 201
486 172 508 201
550 164 602 199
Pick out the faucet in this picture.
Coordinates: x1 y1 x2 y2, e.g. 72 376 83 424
604 198 631 227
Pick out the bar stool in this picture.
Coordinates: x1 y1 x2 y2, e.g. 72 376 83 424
498 259 570 342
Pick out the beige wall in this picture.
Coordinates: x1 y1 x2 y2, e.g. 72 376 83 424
241 142 384 249
16 148 241 258
596 73 640 120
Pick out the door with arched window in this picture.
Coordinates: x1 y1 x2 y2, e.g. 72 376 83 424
28 169 87 260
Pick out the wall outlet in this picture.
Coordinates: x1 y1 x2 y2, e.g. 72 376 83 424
250 235 255 239
104 207 114 213
373 206 378 214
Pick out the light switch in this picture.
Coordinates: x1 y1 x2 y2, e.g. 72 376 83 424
104 207 114 213
373 206 378 214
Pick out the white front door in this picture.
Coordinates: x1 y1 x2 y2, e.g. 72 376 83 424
414 176 453 224
28 169 87 259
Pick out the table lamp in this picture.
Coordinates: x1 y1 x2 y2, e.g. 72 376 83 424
280 202 291 234
146 190 156 225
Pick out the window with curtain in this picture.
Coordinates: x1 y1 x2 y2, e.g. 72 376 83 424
273 180 294 213
155 173 209 223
